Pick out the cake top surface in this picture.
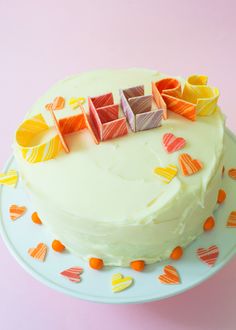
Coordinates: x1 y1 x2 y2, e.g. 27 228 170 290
14 68 224 224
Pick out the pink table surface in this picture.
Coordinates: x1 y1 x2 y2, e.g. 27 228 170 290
0 1 236 329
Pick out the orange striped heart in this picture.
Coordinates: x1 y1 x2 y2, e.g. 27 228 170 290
179 153 203 176
45 96 65 111
158 265 180 284
9 204 26 220
228 168 236 180
227 211 236 227
28 243 47 262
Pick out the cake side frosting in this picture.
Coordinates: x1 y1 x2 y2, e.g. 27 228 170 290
14 69 225 266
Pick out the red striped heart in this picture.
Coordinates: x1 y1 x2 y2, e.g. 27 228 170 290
163 133 186 153
197 245 219 266
60 267 83 283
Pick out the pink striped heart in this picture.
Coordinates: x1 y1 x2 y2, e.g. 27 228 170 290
60 267 83 283
163 133 186 153
197 245 219 266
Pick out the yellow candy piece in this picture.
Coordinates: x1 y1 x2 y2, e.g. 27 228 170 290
0 170 18 187
111 273 133 293
69 97 86 110
182 75 219 116
154 165 178 184
16 114 62 164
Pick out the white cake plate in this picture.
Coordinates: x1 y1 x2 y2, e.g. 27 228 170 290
0 129 236 304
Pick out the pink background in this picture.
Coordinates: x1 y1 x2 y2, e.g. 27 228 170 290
0 1 236 329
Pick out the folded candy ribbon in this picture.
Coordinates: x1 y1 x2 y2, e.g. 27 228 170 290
16 75 219 163
152 75 219 121
15 113 87 163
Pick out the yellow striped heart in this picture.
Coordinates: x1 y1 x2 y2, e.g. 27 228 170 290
154 165 178 184
0 170 18 187
69 97 86 110
111 273 133 293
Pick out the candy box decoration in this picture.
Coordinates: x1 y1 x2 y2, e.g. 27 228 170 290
120 85 163 132
88 92 128 141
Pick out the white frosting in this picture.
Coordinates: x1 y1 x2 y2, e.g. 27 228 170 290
14 69 225 266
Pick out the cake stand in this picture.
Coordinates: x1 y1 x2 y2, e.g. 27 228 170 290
0 129 236 304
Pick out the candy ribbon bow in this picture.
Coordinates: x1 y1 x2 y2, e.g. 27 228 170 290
152 75 219 121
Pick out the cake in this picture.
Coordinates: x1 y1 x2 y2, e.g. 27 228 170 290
14 69 225 270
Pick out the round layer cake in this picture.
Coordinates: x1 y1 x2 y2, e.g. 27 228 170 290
14 69 225 266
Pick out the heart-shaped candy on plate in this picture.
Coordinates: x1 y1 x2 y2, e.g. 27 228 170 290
111 273 133 293
158 265 181 285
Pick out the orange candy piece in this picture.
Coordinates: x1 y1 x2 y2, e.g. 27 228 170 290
45 96 65 111
89 258 104 270
28 243 47 262
53 96 65 110
158 265 181 285
9 204 26 220
203 216 215 231
179 153 203 176
170 246 183 260
52 239 65 252
228 168 236 180
217 189 226 204
31 212 42 224
130 260 145 272
227 211 236 227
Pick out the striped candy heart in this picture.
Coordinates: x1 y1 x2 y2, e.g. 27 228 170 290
60 267 83 283
0 170 18 187
179 153 203 176
9 204 26 220
28 243 47 262
154 165 178 184
45 96 65 111
226 211 236 227
197 245 219 266
158 265 181 285
163 133 186 153
228 168 236 180
69 97 85 110
111 273 133 293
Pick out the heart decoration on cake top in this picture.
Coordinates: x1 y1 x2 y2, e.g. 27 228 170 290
9 204 26 220
0 170 18 187
226 211 236 227
197 245 219 266
28 243 47 262
228 168 236 180
162 133 186 153
60 267 83 283
158 265 181 285
179 153 203 176
111 273 133 293
69 97 85 110
45 96 65 111
154 165 178 184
